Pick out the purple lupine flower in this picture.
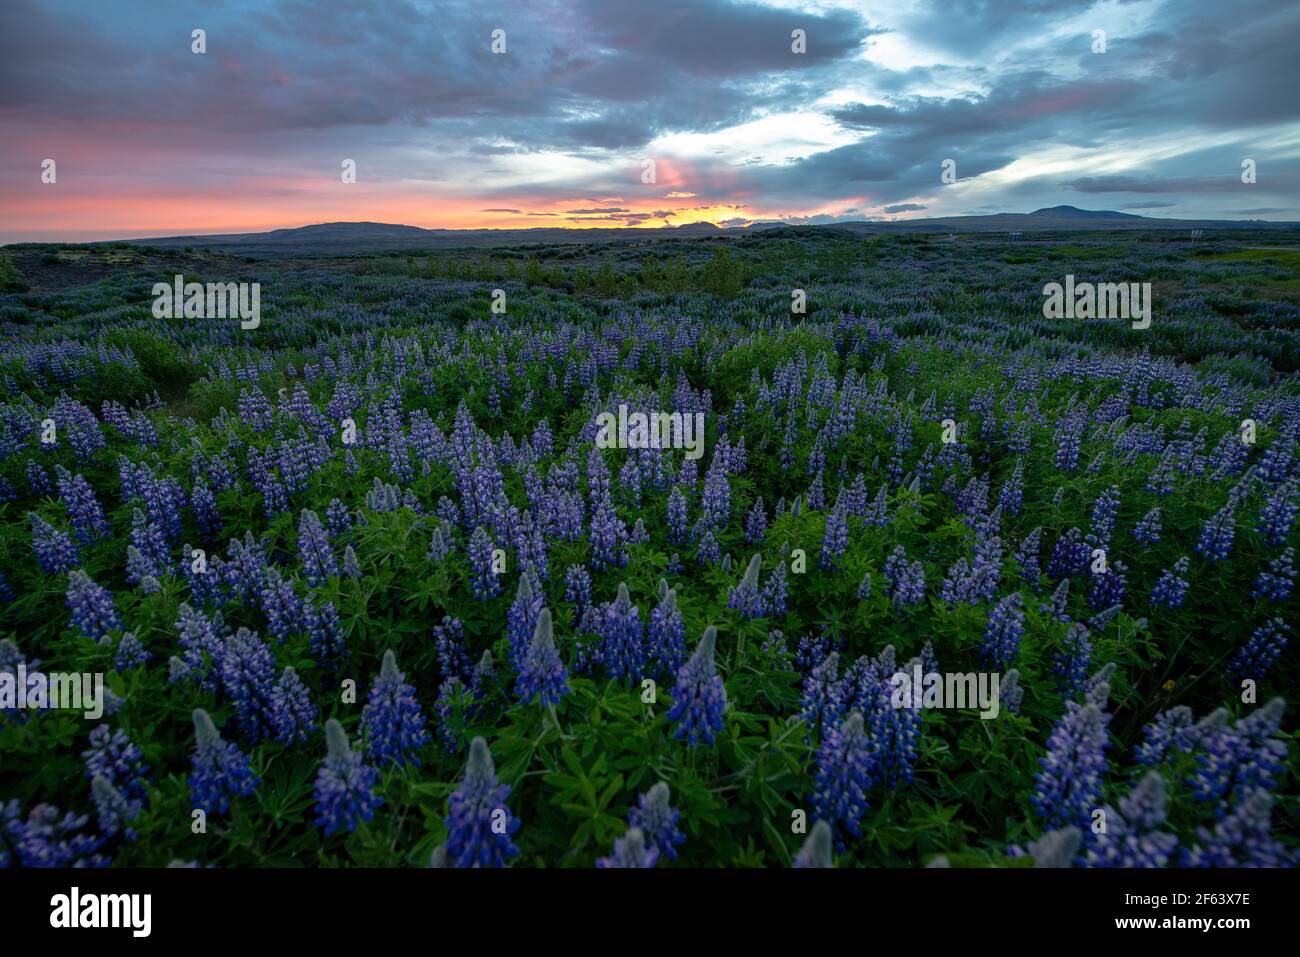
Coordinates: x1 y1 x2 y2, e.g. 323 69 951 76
314 719 383 836
1182 790 1289 867
363 649 430 767
515 609 569 707
1196 501 1237 562
799 651 843 742
506 573 544 671
219 627 279 744
191 480 222 541
667 626 727 746
728 554 765 618
468 525 501 600
259 566 303 642
980 592 1025 670
65 570 121 643
432 615 470 682
1257 480 1297 547
597 827 658 868
444 736 520 867
1187 699 1287 817
589 493 627 571
325 497 353 539
90 774 141 839
793 820 833 868
29 513 79 574
304 598 346 670
1015 527 1041 582
1047 527 1089 581
1084 771 1179 868
883 545 926 608
82 725 149 808
820 494 849 570
1252 547 1295 602
695 527 721 565
1031 677 1111 830
812 711 876 848
297 509 336 586
55 467 109 543
1135 705 1195 766
1087 561 1126 611
2 803 107 868
114 632 151 671
761 560 789 617
598 582 645 681
1052 623 1093 698
1150 556 1190 608
269 666 317 745
646 584 686 677
1000 668 1024 714
342 544 361 578
563 564 592 621
1133 506 1162 546
744 498 767 545
188 709 259 815
1229 619 1289 684
627 781 685 861
998 459 1024 515
1088 485 1120 549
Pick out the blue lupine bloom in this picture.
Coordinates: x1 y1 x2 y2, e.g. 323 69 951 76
589 493 627 571
363 649 430 766
269 665 317 745
297 509 337 586
1229 619 1289 684
1135 705 1195 765
883 545 926 608
65 570 121 643
114 632 152 671
820 494 849 570
1 801 108 868
812 711 877 848
1252 547 1295 602
1046 527 1089 581
467 525 501 599
1085 771 1179 868
188 709 259 815
646 585 686 677
597 827 659 868
793 820 833 868
799 651 843 742
1088 485 1120 549
342 544 361 578
627 781 685 861
597 582 645 681
1051 623 1093 698
83 725 149 822
29 513 79 574
259 566 303 642
1150 556 1190 608
1188 697 1287 816
506 572 544 670
1000 669 1024 714
1195 502 1236 562
1182 789 1290 867
980 592 1025 669
1015 526 1041 582
191 480 222 541
444 736 520 867
1087 561 1126 611
1256 480 1297 547
695 527 721 565
563 564 592 622
304 598 346 670
219 627 280 744
54 467 109 543
90 775 141 839
433 615 471 682
515 608 569 708
743 497 767 545
1132 506 1162 545
1031 678 1111 831
760 560 789 617
727 553 765 618
667 626 727 746
313 719 383 837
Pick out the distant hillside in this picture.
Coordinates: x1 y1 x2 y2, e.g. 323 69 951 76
44 206 1297 256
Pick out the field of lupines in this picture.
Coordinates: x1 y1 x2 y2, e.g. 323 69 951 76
0 230 1296 868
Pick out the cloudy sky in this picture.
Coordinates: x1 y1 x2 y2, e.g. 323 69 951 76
1 0 1297 241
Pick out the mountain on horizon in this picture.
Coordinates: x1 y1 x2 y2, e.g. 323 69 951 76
36 206 1294 256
